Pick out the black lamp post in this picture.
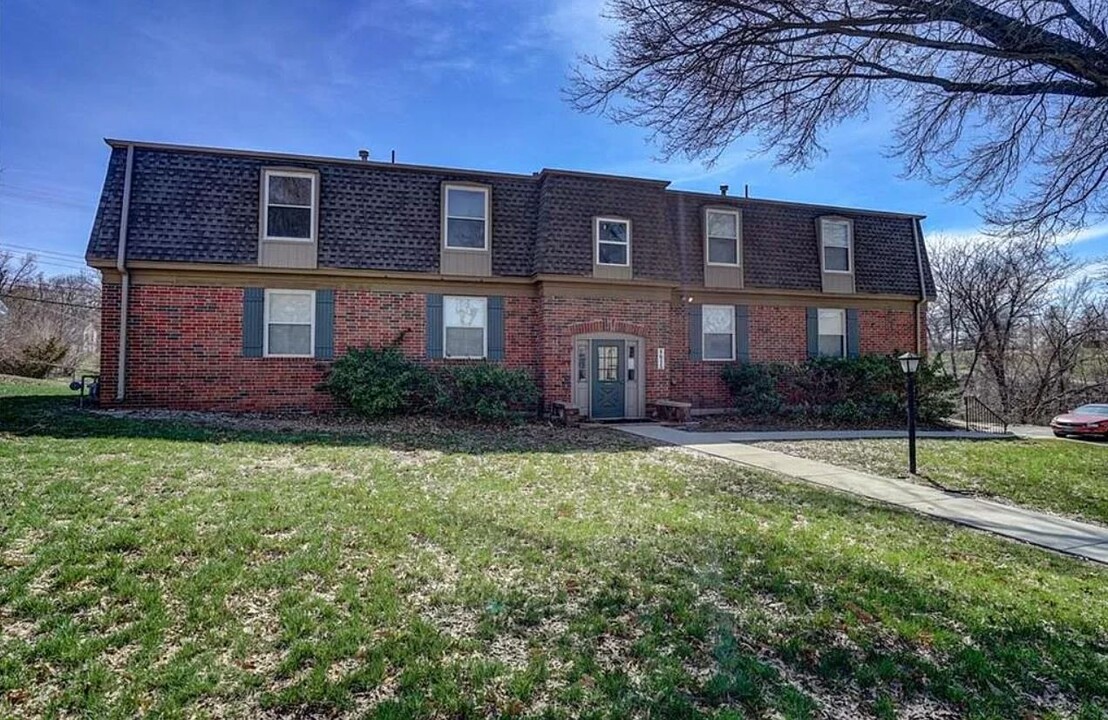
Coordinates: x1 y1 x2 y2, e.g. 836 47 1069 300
898 352 921 475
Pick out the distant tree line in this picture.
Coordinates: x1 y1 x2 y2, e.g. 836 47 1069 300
927 238 1107 423
0 251 100 379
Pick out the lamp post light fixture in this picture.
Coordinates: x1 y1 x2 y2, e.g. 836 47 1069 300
898 352 922 475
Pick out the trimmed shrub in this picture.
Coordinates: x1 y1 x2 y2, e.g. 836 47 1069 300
435 364 540 423
325 346 539 423
720 363 781 416
720 354 957 425
323 346 437 418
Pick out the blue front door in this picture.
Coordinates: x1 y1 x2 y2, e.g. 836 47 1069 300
590 340 625 419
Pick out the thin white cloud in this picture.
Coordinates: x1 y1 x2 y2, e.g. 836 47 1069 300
927 221 1108 247
540 0 616 58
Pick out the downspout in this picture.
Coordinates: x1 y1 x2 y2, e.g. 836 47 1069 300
911 218 927 356
115 145 134 402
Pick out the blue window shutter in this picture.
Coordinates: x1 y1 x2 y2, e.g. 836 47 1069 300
688 304 702 361
488 296 505 362
846 308 860 358
314 289 335 360
243 288 264 357
806 307 819 359
735 304 750 363
426 294 443 358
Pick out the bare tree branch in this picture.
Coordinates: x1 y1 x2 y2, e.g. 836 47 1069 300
570 0 1108 237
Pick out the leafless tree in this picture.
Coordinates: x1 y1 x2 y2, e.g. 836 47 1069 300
928 235 1108 420
0 253 100 378
0 250 38 295
570 0 1108 237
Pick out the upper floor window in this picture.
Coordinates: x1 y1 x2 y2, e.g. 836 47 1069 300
444 185 489 250
818 308 846 357
821 218 852 273
595 217 630 266
263 170 316 242
706 209 740 266
444 295 487 359
702 304 735 361
264 289 315 357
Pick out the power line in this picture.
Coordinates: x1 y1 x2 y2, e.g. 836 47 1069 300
0 242 86 261
0 292 100 310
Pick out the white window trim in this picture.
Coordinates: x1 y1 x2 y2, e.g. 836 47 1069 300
705 208 742 267
594 217 631 267
262 169 317 243
443 295 488 360
817 308 847 358
820 218 853 274
263 289 316 358
442 184 491 252
701 304 736 362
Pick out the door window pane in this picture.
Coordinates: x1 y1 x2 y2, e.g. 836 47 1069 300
597 346 619 381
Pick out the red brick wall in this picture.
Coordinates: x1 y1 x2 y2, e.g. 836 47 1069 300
99 282 922 413
859 308 917 355
538 295 674 406
101 284 539 412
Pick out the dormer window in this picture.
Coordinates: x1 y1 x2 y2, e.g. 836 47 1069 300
820 218 852 273
263 169 316 242
595 218 630 266
706 209 741 266
443 185 489 250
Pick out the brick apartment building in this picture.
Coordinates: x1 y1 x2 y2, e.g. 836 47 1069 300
86 140 933 419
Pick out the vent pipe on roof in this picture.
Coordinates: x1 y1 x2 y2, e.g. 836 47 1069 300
744 184 750 198
358 149 369 161
720 184 728 196
391 150 396 164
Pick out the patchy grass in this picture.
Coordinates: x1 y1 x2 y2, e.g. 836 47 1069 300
0 376 73 398
750 438 1108 527
1 396 1106 718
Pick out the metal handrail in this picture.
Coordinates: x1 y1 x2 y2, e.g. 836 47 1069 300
963 395 1008 433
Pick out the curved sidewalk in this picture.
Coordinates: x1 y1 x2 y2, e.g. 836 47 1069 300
615 424 1108 565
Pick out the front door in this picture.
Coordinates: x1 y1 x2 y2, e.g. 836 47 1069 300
590 340 625 419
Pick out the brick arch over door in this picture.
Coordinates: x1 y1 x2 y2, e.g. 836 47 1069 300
565 318 650 338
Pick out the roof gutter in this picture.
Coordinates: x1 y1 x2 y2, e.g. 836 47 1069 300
115 145 134 402
911 219 927 356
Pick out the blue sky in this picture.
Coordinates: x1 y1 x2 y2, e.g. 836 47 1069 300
2 0 1105 277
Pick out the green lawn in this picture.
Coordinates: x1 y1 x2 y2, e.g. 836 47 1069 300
1 395 1106 718
750 438 1108 527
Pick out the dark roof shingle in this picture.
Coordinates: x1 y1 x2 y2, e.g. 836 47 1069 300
87 141 935 297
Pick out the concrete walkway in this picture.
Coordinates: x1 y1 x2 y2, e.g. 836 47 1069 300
615 424 1108 564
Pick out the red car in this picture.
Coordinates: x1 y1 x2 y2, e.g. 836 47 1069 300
1050 404 1108 438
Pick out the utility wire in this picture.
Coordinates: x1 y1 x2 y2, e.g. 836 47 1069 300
0 243 87 261
0 292 100 310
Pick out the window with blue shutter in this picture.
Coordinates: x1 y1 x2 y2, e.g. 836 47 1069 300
846 308 860 358
314 289 335 360
243 288 264 357
806 307 819 359
735 304 750 362
688 304 703 361
488 296 505 361
426 294 443 358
